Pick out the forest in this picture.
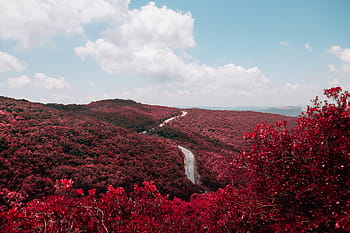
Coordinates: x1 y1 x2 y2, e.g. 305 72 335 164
0 87 349 232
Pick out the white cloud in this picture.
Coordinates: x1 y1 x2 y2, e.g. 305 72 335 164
103 2 195 50
285 82 299 90
279 41 289 46
76 39 187 77
329 45 350 75
328 64 337 73
0 51 25 72
75 2 269 97
8 75 31 88
329 79 340 87
304 43 312 52
183 52 193 60
0 0 126 49
8 73 70 89
88 80 95 87
119 82 322 107
76 39 269 93
34 73 70 89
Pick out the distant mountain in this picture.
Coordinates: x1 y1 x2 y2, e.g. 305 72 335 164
259 106 304 117
194 106 304 117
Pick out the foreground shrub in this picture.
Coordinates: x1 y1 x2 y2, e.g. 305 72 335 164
234 87 349 231
1 179 202 233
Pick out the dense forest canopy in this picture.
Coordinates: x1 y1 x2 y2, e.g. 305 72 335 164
0 87 349 232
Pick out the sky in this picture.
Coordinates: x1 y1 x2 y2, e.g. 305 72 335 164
0 0 349 107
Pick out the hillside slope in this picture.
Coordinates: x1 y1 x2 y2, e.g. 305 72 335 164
0 96 296 207
46 99 179 132
152 108 296 189
0 97 198 208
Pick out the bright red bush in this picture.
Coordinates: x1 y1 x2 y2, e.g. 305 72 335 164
0 180 203 233
229 87 350 231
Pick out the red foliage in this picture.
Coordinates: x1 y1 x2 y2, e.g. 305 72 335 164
0 180 202 233
0 97 199 210
46 98 179 132
1 87 349 232
155 109 296 190
230 87 350 231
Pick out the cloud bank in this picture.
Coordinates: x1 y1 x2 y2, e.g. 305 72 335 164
75 2 270 99
8 75 31 88
0 0 125 49
8 73 70 89
329 45 350 75
0 51 25 72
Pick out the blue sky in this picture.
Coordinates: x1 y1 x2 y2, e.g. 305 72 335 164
0 0 349 107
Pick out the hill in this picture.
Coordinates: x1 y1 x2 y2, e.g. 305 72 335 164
0 96 198 207
151 108 296 189
0 87 349 232
46 99 179 132
0 96 296 206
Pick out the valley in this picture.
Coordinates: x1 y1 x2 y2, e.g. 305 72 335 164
1 88 348 232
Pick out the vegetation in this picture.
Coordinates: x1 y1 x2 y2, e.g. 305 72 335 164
0 87 349 232
46 99 179 132
154 109 295 189
0 97 199 206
